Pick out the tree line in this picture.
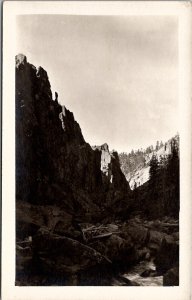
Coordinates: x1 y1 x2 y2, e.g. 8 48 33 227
130 136 179 219
119 140 164 176
147 137 179 218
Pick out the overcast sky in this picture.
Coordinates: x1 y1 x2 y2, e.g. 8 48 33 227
16 15 178 153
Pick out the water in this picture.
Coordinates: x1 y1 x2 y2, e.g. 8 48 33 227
122 260 163 286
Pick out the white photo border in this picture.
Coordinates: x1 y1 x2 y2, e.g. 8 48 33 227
2 1 192 300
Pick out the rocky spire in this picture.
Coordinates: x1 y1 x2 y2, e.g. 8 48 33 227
15 54 27 68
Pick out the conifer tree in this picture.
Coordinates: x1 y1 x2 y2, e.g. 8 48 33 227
165 139 179 217
149 154 159 180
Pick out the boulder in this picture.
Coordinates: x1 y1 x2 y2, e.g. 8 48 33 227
155 236 179 274
16 201 81 240
148 230 168 246
16 241 35 285
163 266 179 286
146 230 169 256
120 223 149 248
137 247 151 260
32 228 111 276
16 243 33 273
89 234 137 265
16 201 45 239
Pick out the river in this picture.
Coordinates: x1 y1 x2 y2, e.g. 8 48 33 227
122 260 163 286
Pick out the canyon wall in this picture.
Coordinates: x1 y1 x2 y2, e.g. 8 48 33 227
16 54 131 221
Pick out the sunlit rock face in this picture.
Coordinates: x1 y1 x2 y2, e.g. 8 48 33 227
119 135 179 190
16 54 131 219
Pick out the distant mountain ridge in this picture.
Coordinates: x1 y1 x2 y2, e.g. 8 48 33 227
119 135 179 189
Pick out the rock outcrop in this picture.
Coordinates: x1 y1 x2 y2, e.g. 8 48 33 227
155 235 179 275
16 54 130 219
163 266 179 286
32 228 111 275
119 135 179 190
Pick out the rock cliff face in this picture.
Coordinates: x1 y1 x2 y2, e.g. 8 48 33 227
119 135 179 190
16 54 130 220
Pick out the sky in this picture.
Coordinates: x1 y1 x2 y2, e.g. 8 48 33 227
16 15 178 153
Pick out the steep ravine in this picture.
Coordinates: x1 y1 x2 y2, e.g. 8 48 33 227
16 54 179 286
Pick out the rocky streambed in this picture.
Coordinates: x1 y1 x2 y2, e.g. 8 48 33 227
16 201 179 286
122 261 163 286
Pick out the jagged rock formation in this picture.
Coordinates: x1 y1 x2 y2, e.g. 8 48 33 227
16 54 130 221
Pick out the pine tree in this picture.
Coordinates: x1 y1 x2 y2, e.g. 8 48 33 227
160 141 163 148
149 154 159 180
147 153 165 218
156 141 160 151
165 139 179 217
